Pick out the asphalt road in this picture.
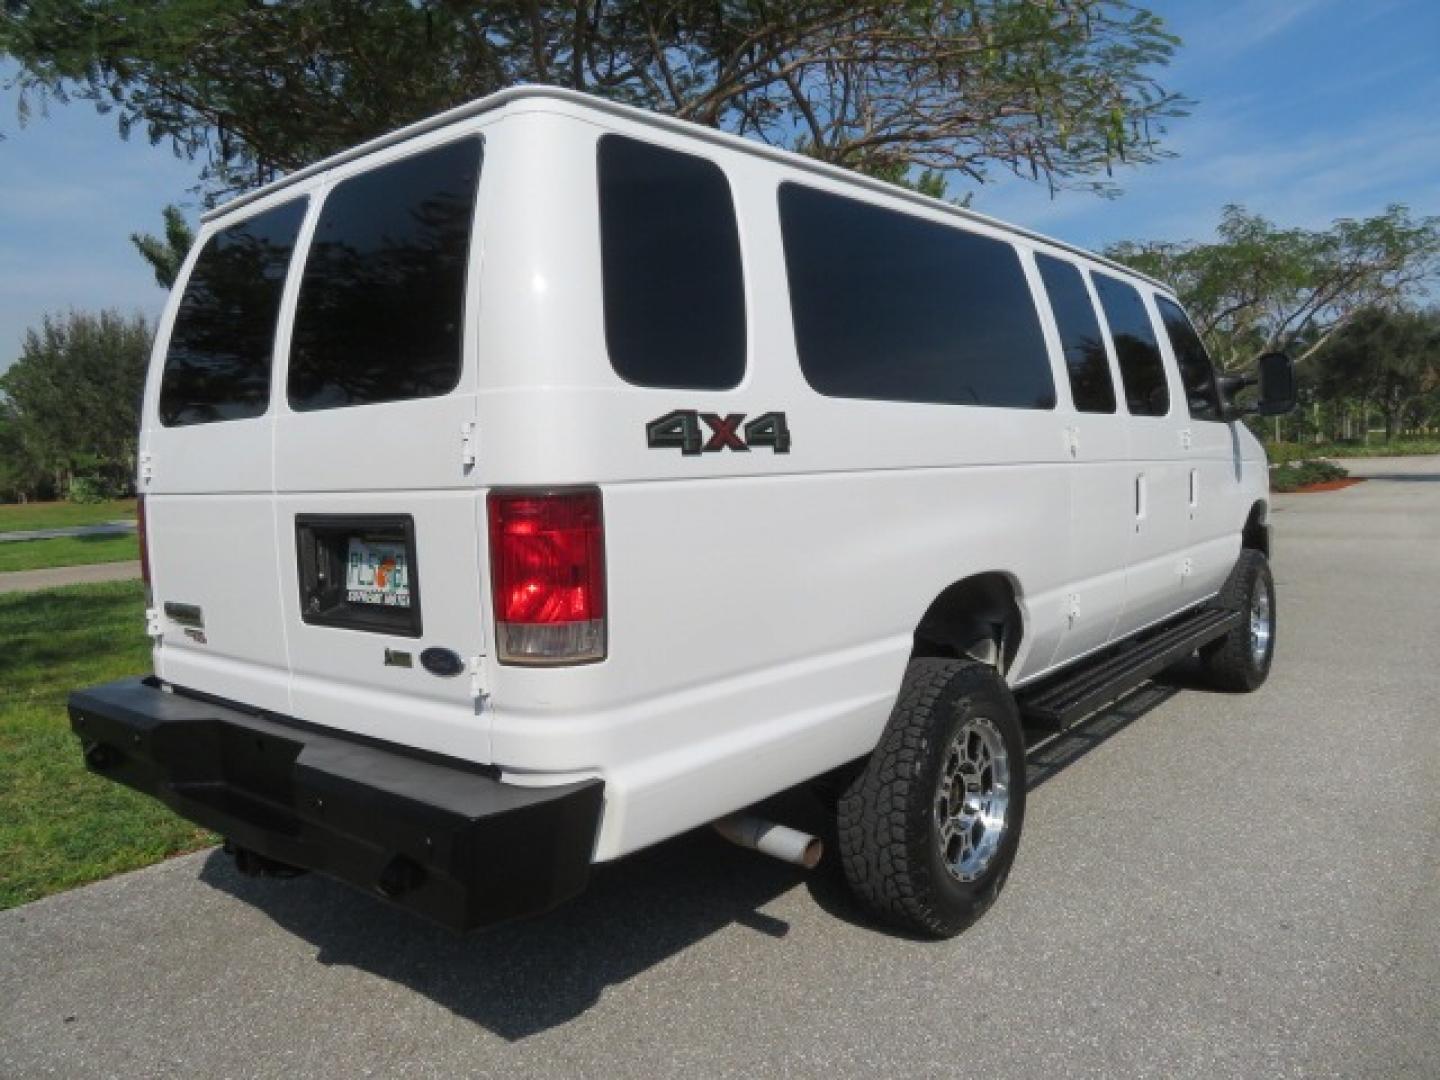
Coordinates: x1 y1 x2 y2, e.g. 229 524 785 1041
3 458 1437 1079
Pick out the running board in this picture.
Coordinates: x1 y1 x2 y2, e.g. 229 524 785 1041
1018 606 1241 730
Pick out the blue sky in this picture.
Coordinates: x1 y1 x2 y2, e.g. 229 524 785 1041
2 0 1438 373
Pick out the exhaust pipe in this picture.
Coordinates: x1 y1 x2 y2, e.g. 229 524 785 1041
713 814 823 869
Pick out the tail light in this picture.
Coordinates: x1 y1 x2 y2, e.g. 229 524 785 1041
136 493 153 601
488 488 606 665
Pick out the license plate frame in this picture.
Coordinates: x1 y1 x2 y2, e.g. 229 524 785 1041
295 514 423 637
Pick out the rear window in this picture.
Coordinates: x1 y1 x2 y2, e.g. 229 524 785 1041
1092 273 1169 417
159 199 307 427
288 138 481 412
1036 254 1115 414
778 184 1055 409
597 134 746 389
1156 296 1222 422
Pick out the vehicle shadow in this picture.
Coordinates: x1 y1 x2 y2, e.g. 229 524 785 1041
197 666 1196 1038
197 821 805 1041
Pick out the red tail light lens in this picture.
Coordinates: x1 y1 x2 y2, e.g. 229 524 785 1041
488 488 606 665
136 493 152 595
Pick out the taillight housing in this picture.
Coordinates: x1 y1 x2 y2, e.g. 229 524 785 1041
136 493 153 603
488 488 606 665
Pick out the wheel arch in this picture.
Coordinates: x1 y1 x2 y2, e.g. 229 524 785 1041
911 571 1025 674
1243 500 1270 557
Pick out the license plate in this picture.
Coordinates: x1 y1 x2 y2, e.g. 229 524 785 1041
345 538 412 608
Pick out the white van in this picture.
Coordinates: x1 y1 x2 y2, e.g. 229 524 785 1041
70 87 1296 937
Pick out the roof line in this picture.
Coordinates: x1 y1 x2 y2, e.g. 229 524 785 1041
201 85 1167 292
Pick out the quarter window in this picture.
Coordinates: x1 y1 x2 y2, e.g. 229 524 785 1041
778 184 1055 409
1092 273 1170 417
1156 296 1223 422
1035 254 1115 414
597 134 746 389
288 138 481 412
159 199 307 427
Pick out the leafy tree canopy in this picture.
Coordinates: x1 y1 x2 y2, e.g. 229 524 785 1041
0 310 152 496
1312 307 1440 441
1108 204 1440 372
2 0 1185 201
130 204 195 289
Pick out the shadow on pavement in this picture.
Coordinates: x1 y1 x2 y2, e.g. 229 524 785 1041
198 824 806 1041
197 666 1200 1037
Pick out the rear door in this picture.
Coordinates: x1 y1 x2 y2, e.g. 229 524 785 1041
1153 295 1241 605
144 196 309 714
1091 271 1191 634
271 133 491 762
1032 253 1132 668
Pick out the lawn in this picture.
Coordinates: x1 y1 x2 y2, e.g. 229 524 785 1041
1265 438 1440 464
0 580 214 910
0 532 140 573
0 498 136 534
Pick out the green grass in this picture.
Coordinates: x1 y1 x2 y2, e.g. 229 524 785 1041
0 533 140 573
1270 460 1350 493
0 581 214 910
1265 439 1440 465
0 498 136 534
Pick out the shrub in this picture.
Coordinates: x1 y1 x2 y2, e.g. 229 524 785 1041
1270 460 1349 493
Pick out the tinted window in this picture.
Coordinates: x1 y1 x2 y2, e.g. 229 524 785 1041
1036 254 1115 414
598 135 745 389
1156 296 1222 421
779 185 1055 408
1092 273 1169 416
159 200 306 427
288 138 480 411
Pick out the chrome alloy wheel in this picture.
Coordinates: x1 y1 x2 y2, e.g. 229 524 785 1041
934 714 1011 882
1249 576 1274 666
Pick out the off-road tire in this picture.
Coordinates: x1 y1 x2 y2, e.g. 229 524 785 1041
838 658 1026 938
1200 549 1276 692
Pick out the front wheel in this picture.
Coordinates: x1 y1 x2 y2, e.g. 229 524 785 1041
1200 549 1276 692
838 658 1026 938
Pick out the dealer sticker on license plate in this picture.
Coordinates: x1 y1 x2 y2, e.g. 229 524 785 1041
346 538 411 608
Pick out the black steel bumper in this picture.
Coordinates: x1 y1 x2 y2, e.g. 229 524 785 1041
69 678 603 931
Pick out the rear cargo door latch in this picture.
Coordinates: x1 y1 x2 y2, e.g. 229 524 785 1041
460 421 478 470
144 607 163 641
468 655 486 701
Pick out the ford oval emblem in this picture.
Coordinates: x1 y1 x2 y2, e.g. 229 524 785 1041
420 648 465 678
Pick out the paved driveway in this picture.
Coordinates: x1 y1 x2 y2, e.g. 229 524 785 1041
2 459 1437 1078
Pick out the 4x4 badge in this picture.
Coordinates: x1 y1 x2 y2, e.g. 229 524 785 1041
646 410 791 455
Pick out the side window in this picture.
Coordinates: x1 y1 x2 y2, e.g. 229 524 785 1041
1035 254 1115 414
288 138 481 412
1156 296 1222 422
778 184 1055 409
597 134 746 389
159 200 307 427
1092 272 1170 417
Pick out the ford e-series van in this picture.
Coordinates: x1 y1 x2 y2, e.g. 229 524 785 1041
70 87 1296 937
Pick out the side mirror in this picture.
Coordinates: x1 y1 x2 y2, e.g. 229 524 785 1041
1218 352 1297 420
1255 351 1297 416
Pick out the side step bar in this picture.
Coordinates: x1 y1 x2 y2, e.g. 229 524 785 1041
1019 606 1241 730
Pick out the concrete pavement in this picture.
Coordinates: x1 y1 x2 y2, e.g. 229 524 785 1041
2 459 1437 1078
0 521 136 543
0 561 142 594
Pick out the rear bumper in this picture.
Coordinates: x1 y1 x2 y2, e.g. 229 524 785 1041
69 678 603 931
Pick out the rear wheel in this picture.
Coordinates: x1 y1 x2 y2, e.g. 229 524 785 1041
838 658 1026 938
1200 549 1276 691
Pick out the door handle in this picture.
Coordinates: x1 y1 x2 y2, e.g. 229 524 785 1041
1189 468 1199 510
1135 472 1147 526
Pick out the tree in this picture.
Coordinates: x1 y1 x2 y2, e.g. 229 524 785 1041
1313 308 1440 443
0 401 51 502
0 311 152 496
131 204 195 289
2 1 1186 201
1107 204 1440 372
